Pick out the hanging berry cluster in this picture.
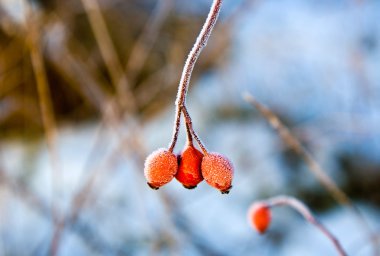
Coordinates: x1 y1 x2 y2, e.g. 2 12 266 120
143 0 233 194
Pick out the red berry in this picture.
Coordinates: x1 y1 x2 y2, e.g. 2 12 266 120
201 152 234 194
247 203 271 234
176 144 204 189
144 148 178 189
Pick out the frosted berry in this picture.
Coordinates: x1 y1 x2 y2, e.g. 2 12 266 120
144 148 178 189
247 202 271 234
201 152 233 194
176 144 204 189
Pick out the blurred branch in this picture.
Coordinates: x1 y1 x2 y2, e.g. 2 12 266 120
0 167 117 255
47 36 110 110
25 7 64 256
45 17 167 255
81 0 134 112
243 92 379 255
244 93 349 204
125 0 173 83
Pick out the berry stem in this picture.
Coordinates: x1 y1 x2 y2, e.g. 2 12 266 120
168 107 182 152
182 107 208 154
262 195 347 256
185 122 194 146
168 0 222 152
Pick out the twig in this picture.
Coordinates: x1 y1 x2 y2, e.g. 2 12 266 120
243 92 379 255
261 195 347 256
81 0 134 112
125 0 173 82
0 166 117 254
168 0 222 152
243 92 349 204
26 7 64 256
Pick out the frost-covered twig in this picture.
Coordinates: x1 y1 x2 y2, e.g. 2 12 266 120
168 0 222 152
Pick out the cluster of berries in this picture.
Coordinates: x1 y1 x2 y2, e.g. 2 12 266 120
143 0 231 194
144 142 234 194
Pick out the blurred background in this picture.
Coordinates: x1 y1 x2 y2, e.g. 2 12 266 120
0 0 380 255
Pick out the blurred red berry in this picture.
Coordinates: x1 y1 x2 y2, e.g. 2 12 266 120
176 144 204 189
201 152 233 194
144 148 178 189
247 203 271 234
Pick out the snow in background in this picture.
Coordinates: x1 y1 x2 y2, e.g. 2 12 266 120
1 0 380 255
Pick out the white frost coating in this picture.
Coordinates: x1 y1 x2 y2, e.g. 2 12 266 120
201 152 234 192
168 0 222 152
144 148 178 187
175 0 223 107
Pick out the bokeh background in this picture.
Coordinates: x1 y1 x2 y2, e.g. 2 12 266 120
0 0 380 255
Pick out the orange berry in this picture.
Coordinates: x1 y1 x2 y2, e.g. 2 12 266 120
144 148 178 189
247 203 271 234
201 152 234 194
176 144 204 189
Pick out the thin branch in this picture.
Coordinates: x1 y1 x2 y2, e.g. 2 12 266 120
0 167 118 254
243 92 379 255
26 7 63 256
243 92 349 204
262 195 347 256
125 0 173 82
168 0 223 152
81 0 134 112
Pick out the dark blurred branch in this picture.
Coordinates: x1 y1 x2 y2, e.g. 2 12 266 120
26 7 64 256
81 0 134 112
126 0 173 83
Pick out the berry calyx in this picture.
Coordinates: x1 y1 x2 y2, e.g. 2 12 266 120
176 144 204 189
144 148 178 189
201 152 234 194
247 202 272 234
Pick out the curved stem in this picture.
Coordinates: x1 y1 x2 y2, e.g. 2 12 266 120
182 107 208 154
168 0 222 152
168 107 182 152
264 196 347 256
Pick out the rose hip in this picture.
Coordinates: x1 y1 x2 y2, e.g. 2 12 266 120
176 145 204 189
201 152 233 194
144 148 178 189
